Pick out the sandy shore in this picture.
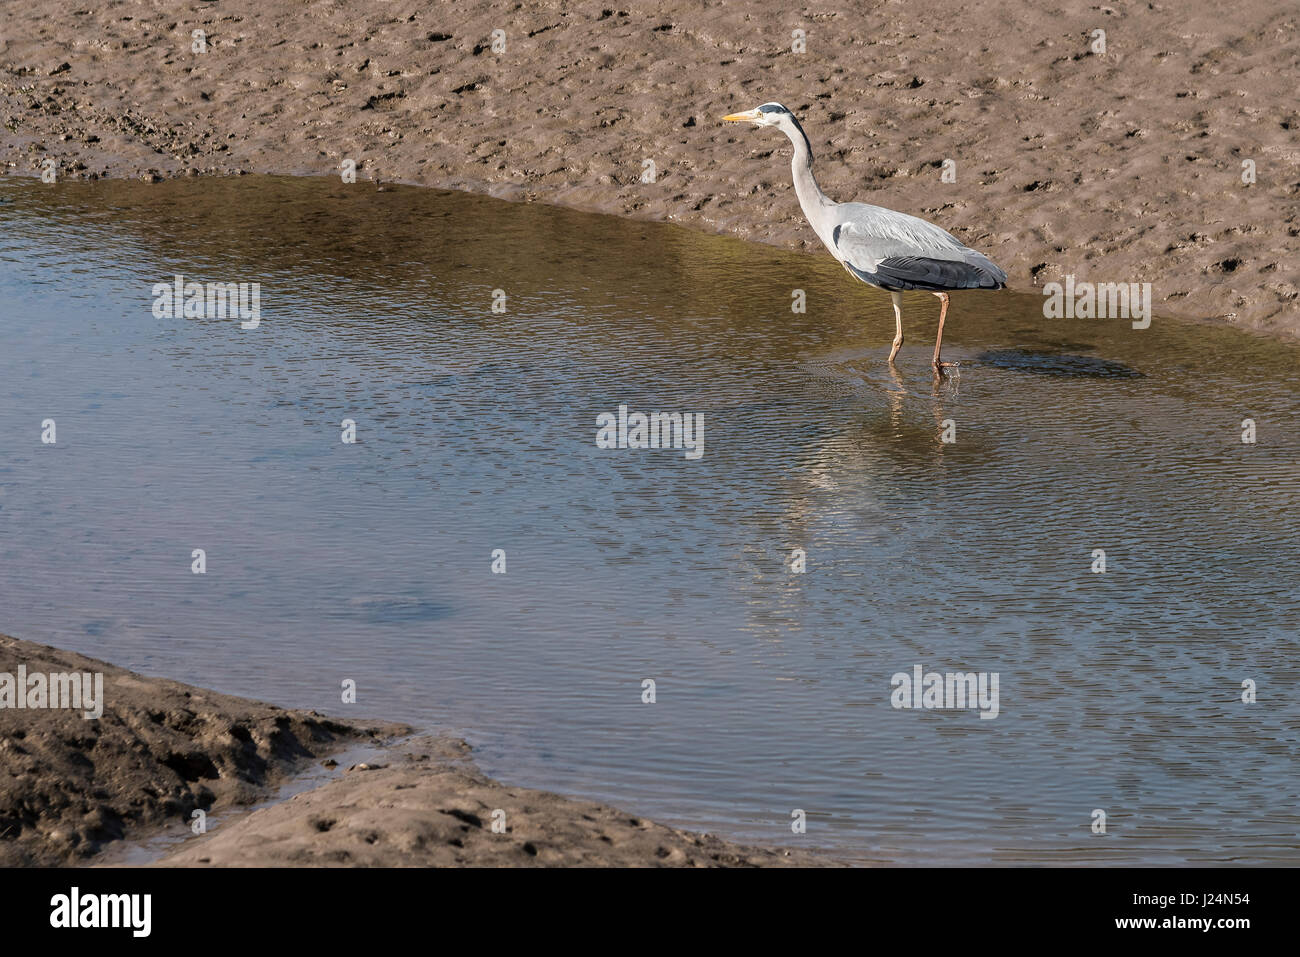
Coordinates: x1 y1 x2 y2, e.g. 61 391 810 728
1 635 834 867
0 1 1295 338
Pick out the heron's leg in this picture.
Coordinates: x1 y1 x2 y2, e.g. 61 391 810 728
888 290 904 363
932 292 953 369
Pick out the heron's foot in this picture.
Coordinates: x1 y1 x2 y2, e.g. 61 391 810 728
931 360 960 382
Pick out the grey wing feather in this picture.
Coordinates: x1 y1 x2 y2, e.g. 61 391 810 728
831 204 1006 291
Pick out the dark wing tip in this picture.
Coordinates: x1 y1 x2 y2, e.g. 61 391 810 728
862 256 1005 291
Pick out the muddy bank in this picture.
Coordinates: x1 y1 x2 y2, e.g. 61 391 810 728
0 636 835 867
0 1 1294 338
156 735 834 867
0 633 405 866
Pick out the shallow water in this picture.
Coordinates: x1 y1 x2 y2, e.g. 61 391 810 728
2 175 1298 865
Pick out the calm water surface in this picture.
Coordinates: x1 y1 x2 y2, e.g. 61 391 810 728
2 176 1298 864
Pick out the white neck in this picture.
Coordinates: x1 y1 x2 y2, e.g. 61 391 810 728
780 117 837 245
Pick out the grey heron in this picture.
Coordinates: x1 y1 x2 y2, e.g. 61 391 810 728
723 103 1006 370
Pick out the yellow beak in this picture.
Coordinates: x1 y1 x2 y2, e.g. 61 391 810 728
723 110 760 123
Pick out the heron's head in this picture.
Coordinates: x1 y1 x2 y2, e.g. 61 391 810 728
722 102 794 128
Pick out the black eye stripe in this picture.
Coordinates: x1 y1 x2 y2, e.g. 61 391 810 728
757 104 787 114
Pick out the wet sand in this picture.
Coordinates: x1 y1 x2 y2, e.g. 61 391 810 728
0 1 1295 338
1 635 834 866
156 735 833 867
0 633 404 866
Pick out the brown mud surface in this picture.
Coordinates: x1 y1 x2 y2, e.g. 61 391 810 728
0 633 405 866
